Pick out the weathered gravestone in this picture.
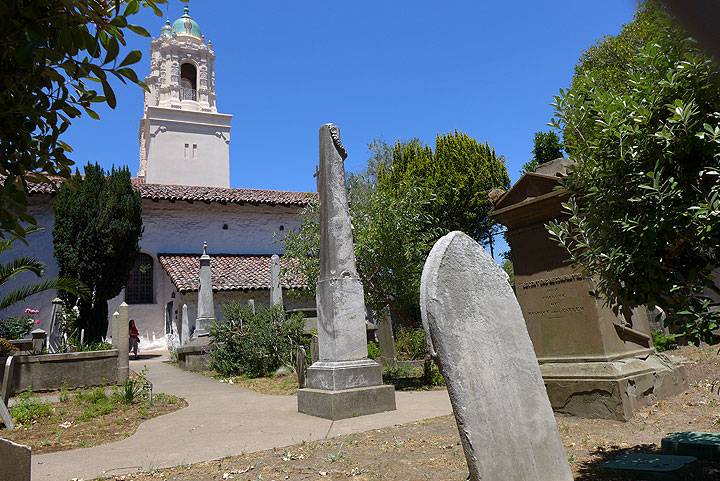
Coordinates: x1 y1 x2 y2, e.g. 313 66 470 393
491 158 687 420
297 124 395 420
0 437 31 481
377 309 397 363
420 231 572 481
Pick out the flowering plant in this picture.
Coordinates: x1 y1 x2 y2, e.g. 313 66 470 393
0 313 35 340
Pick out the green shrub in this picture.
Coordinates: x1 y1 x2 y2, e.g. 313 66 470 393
424 361 445 387
78 398 114 421
210 304 305 378
383 363 420 380
113 372 148 405
74 386 108 405
0 337 18 357
395 328 427 361
0 315 34 340
652 330 679 352
72 340 113 352
367 341 380 360
10 391 53 424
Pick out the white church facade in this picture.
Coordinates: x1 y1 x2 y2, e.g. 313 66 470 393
1 7 313 347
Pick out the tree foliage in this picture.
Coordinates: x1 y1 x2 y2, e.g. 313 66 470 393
522 131 565 173
548 1 720 341
379 132 510 242
0 0 178 239
284 134 509 325
53 164 142 342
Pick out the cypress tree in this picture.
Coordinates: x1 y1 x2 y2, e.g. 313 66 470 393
53 164 142 342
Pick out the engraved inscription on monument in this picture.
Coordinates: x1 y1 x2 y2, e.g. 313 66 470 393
521 273 587 324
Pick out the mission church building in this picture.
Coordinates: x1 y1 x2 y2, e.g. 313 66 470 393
1 7 313 347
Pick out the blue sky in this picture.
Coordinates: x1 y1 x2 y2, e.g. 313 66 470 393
64 1 636 254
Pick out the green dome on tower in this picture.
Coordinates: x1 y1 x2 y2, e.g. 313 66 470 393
172 6 202 38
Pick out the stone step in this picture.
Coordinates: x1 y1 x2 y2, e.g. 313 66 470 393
662 431 720 461
599 453 701 480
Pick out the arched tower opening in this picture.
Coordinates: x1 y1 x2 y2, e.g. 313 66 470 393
180 63 197 101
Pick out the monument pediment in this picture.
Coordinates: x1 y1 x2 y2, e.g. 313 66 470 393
492 172 563 211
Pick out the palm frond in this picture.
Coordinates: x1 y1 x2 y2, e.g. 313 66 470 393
0 277 90 311
0 256 45 285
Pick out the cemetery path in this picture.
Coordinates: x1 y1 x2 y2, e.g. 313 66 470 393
31 354 452 481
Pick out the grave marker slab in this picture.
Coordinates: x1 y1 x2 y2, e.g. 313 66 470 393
600 453 700 480
0 438 30 481
662 431 720 461
420 231 572 481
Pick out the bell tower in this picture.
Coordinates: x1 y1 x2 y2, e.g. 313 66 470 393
138 6 232 187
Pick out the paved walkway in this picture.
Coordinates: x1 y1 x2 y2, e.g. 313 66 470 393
33 355 452 481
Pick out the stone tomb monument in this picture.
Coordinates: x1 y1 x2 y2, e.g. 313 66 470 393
491 158 687 420
297 124 396 420
421 231 572 481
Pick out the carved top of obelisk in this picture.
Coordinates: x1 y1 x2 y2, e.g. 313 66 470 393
318 124 358 281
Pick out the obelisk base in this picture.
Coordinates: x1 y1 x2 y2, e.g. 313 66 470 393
298 359 396 420
177 334 210 372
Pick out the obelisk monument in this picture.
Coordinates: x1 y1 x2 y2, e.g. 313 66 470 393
297 124 396 420
270 254 284 308
193 241 215 339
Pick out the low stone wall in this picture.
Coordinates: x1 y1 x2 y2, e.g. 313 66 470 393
0 350 119 393
8 339 32 354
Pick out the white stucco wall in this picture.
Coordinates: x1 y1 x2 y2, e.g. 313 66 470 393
143 107 232 187
0 196 312 345
0 197 60 334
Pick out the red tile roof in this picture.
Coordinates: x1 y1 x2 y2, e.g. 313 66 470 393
136 182 314 207
5 175 315 208
158 254 308 292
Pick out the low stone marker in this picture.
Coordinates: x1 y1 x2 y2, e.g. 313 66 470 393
662 431 720 461
0 437 31 481
420 231 572 481
30 329 46 355
377 309 397 362
600 453 700 480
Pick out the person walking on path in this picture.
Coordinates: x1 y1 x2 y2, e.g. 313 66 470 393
129 319 140 359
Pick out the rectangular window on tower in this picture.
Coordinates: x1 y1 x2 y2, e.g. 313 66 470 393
192 144 198 160
184 143 189 160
